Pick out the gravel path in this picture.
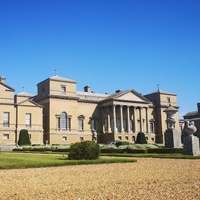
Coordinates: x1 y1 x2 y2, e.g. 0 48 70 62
0 158 200 200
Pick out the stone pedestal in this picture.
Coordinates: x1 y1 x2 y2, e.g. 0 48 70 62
164 128 181 148
182 134 200 156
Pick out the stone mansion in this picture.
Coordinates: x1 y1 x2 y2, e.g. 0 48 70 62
0 74 180 145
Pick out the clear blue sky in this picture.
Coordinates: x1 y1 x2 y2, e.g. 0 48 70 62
0 0 200 118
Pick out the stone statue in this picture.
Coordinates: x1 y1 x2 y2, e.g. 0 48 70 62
183 121 197 135
182 121 200 156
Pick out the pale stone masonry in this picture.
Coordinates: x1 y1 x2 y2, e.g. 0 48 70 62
0 74 180 145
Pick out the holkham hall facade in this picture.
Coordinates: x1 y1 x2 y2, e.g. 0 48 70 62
0 74 180 145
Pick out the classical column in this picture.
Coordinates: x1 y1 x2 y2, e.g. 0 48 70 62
113 105 117 133
120 105 124 133
101 107 106 133
127 106 130 133
139 107 143 132
146 107 150 133
133 106 137 133
107 107 111 133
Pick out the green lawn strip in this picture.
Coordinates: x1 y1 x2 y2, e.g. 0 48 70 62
0 153 136 169
100 153 200 159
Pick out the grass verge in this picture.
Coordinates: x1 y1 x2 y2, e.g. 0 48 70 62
0 152 136 169
101 153 200 159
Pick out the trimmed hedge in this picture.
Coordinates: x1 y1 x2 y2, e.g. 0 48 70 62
100 148 147 154
68 141 100 160
135 132 147 144
115 141 130 147
147 148 183 154
18 129 31 146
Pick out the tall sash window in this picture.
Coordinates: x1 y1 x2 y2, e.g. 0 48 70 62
26 113 31 128
3 112 9 127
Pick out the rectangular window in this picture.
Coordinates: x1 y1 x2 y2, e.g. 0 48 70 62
80 137 84 141
57 117 61 130
110 118 114 131
42 87 45 96
150 122 154 132
130 120 133 132
26 113 31 128
67 118 71 131
63 136 67 141
116 118 120 132
91 119 96 131
123 118 127 132
104 117 108 131
3 112 10 127
3 134 9 140
167 97 171 106
78 119 83 130
61 85 66 94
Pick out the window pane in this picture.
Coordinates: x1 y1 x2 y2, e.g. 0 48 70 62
130 120 133 131
104 118 108 130
123 118 127 131
57 117 61 130
110 118 114 131
26 113 31 127
3 134 9 140
91 119 96 131
61 112 67 130
67 118 71 131
117 118 120 132
150 123 154 132
3 112 9 127
79 119 83 130
61 86 66 93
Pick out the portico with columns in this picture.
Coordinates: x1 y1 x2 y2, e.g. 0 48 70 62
99 90 155 143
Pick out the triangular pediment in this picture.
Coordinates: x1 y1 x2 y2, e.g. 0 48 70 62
0 82 15 92
118 92 145 102
111 90 149 103
18 99 42 108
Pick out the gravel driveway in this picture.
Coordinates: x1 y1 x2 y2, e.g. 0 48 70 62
0 158 199 200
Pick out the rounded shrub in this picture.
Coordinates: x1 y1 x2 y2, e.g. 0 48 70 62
68 141 100 160
135 132 147 144
18 129 31 146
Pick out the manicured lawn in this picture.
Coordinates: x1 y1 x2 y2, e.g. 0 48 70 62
0 152 136 169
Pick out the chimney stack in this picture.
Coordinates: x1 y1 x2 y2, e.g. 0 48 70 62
197 103 200 115
115 89 122 93
84 85 91 93
0 76 6 84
